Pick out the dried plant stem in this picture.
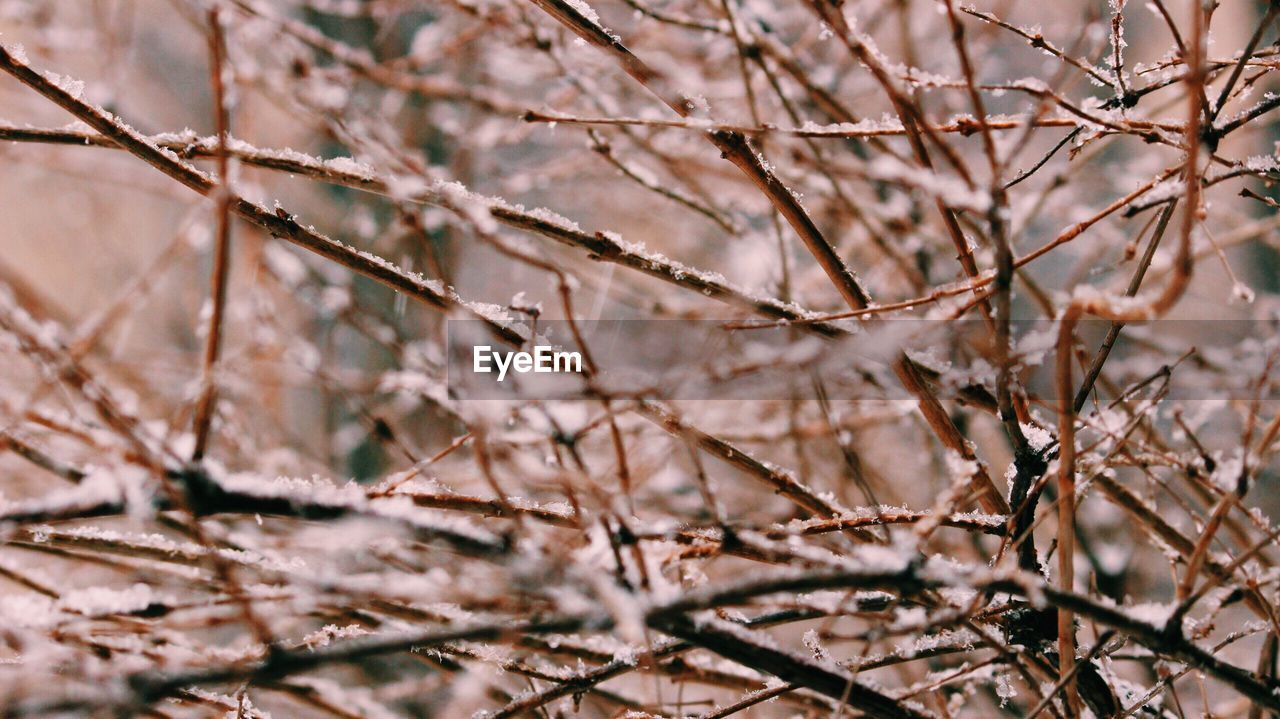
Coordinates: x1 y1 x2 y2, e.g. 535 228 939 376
0 46 525 346
191 8 233 460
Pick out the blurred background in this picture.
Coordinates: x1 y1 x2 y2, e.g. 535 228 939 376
1 0 1280 716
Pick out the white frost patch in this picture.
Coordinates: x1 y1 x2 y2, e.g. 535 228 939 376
996 672 1017 706
1126 601 1174 627
1209 451 1246 495
62 583 158 616
42 71 85 100
1021 423 1053 452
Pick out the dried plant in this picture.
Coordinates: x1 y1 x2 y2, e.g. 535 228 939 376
2 0 1280 716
